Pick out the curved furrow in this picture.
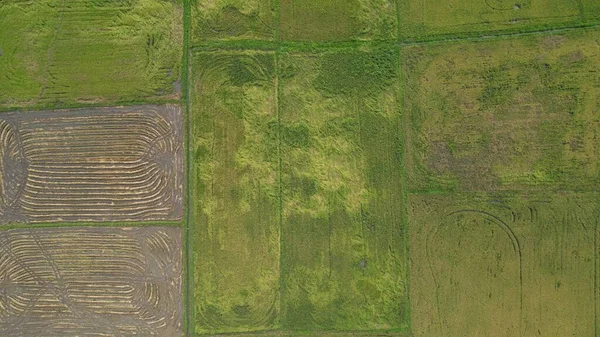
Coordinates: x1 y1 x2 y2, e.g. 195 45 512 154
0 106 182 223
19 176 170 209
0 227 182 335
19 167 170 205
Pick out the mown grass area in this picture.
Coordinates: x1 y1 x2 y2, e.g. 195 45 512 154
0 0 182 109
192 0 276 42
408 192 597 337
399 0 600 40
279 47 409 331
402 28 600 193
279 0 397 42
191 51 280 335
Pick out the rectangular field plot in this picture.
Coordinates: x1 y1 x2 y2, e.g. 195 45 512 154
279 0 397 41
0 0 182 108
0 105 183 224
279 49 409 331
403 29 600 192
0 226 182 336
191 51 280 334
193 0 276 42
399 0 600 40
408 193 597 337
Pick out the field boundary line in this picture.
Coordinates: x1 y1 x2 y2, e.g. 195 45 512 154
594 211 600 337
182 0 193 333
397 44 413 334
395 0 402 44
400 21 600 45
274 0 281 43
274 48 285 330
188 22 600 52
196 328 413 336
0 99 182 114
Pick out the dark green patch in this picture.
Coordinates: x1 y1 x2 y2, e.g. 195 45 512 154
314 49 398 96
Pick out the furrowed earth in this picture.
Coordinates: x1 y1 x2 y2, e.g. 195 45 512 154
0 105 184 224
0 226 183 336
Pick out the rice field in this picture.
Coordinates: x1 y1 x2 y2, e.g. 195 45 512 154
0 0 182 109
1 0 599 336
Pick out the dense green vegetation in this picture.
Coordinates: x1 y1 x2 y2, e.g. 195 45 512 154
191 51 280 334
189 47 409 334
279 49 409 331
192 0 276 42
278 0 397 41
399 0 600 40
0 0 182 109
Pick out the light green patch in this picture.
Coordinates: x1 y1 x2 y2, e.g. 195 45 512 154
192 51 280 334
403 29 600 192
279 48 409 331
400 0 600 40
192 0 275 42
279 0 397 41
0 0 182 108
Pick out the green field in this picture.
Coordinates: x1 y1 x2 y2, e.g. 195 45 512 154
278 0 397 41
0 0 182 109
192 0 276 42
399 0 600 40
4 0 600 336
408 193 597 337
191 51 280 334
189 47 410 334
403 28 600 192
278 48 408 331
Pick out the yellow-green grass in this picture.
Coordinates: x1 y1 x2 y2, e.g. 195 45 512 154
191 51 280 334
403 28 600 193
408 192 597 337
399 0 600 40
279 0 397 42
192 0 276 42
279 48 409 331
0 0 182 109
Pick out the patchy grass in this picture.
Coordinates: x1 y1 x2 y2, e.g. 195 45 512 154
0 0 182 109
403 28 600 192
279 0 397 41
192 0 276 42
191 51 280 334
408 192 597 337
279 48 409 331
399 0 600 40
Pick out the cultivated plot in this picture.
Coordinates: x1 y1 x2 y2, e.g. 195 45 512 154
193 0 276 42
0 105 183 224
279 48 409 331
399 0 600 40
408 193 597 337
191 51 280 334
0 226 183 336
279 0 397 41
0 0 182 109
403 29 600 192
